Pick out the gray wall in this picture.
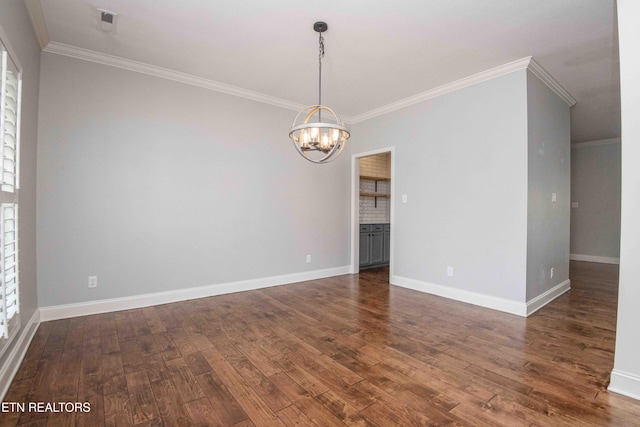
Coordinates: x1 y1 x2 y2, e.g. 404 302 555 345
525 70 571 300
611 0 640 400
352 71 529 302
0 2 40 355
570 141 621 260
37 53 351 307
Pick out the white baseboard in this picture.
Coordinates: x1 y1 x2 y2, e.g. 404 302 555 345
390 276 571 317
526 279 571 316
39 266 351 321
0 309 41 402
570 254 620 264
609 369 640 401
390 275 528 317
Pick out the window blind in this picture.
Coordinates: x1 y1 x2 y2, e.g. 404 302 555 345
0 203 18 337
0 37 21 342
2 69 17 193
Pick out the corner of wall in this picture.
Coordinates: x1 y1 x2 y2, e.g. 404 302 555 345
524 67 571 302
609 370 640 401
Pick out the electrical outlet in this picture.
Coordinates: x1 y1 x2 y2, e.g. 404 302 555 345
88 276 97 288
306 255 312 263
552 192 557 203
447 266 454 277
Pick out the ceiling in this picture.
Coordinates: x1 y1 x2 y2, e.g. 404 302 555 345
29 0 619 143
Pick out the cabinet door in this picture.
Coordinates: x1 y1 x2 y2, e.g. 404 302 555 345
359 232 371 267
370 231 384 265
383 230 390 263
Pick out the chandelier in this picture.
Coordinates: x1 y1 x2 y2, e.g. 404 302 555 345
289 22 350 164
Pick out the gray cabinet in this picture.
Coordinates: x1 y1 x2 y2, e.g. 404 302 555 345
359 225 371 267
383 224 391 263
360 224 390 269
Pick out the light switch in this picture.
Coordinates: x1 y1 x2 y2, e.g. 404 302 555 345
402 194 408 204
551 192 557 203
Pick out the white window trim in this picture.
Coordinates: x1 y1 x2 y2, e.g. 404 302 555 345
0 23 22 358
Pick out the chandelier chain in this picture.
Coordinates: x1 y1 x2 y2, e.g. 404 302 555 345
318 32 324 120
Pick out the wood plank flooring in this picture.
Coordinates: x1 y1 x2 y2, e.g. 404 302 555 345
2 261 640 426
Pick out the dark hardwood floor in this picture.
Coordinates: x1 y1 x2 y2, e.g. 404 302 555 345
2 261 640 426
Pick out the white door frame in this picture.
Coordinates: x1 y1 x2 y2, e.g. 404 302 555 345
350 147 395 275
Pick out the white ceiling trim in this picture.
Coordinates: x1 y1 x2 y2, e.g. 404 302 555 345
349 57 532 123
349 57 576 124
528 60 577 107
24 0 50 50
41 41 575 124
42 42 306 113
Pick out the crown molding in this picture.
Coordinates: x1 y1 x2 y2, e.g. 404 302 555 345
349 57 576 124
43 42 306 113
571 137 621 149
42 42 575 122
527 59 577 107
349 57 532 123
24 0 50 50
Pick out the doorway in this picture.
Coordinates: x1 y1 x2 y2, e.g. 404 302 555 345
351 147 394 278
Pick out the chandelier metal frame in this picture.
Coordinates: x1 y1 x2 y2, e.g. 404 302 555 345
288 21 350 164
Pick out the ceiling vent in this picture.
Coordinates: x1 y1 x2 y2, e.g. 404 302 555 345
97 9 118 33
